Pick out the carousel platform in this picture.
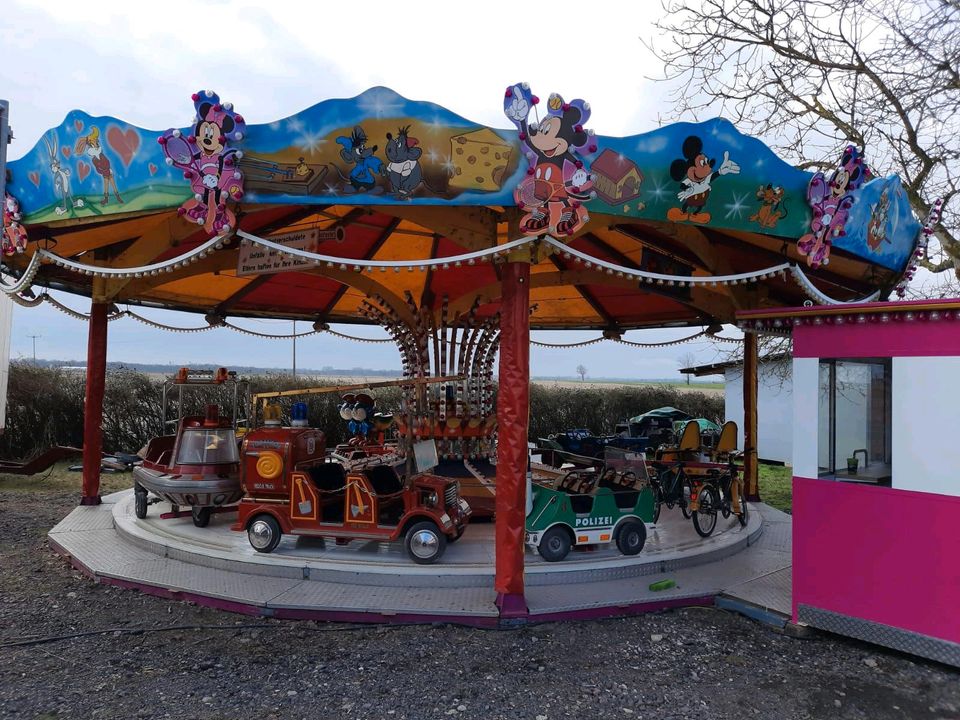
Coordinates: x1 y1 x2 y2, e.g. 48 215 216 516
48 489 791 626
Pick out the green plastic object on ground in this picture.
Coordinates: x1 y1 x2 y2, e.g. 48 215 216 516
649 579 676 591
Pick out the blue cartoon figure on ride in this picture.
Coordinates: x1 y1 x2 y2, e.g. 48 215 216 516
503 83 595 236
798 145 870 268
158 90 246 236
335 126 384 194
2 190 28 257
667 136 740 224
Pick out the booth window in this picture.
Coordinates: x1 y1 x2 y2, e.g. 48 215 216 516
818 359 892 486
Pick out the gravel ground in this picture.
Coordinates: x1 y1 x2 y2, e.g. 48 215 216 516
1 487 958 720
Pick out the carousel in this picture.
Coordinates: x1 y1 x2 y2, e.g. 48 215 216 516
0 84 922 624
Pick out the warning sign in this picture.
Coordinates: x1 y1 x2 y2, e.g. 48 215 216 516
236 227 345 277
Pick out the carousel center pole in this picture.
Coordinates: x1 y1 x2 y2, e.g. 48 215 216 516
80 301 108 505
494 261 530 619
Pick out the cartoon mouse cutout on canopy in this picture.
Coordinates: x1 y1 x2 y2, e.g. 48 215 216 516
158 91 246 236
2 185 28 257
798 145 870 268
504 83 595 236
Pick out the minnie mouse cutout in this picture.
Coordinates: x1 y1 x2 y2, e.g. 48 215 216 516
798 146 870 268
504 83 596 236
159 91 246 237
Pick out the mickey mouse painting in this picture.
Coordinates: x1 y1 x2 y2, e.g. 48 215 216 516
667 136 740 224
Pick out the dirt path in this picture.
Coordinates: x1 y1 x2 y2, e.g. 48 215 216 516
0 484 956 720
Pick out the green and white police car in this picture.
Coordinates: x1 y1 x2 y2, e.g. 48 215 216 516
525 466 656 562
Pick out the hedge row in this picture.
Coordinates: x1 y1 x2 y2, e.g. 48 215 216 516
1 364 723 460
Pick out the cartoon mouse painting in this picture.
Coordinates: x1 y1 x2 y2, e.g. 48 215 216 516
335 126 383 193
503 83 594 236
667 136 740 224
384 126 423 198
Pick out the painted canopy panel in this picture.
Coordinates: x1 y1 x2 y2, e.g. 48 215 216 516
7 87 919 272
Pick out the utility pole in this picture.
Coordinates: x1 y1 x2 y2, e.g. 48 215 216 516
27 333 40 364
292 320 297 380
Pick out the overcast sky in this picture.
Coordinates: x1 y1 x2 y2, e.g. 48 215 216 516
1 0 737 378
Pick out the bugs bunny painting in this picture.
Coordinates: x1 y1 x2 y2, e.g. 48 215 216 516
43 132 84 215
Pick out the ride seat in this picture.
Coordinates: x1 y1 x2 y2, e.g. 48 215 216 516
364 465 406 525
308 463 347 523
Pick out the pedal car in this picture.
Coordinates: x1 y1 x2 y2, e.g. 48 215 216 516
233 425 471 564
524 462 655 562
133 404 242 527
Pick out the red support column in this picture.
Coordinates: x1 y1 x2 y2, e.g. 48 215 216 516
80 301 108 505
494 261 530 618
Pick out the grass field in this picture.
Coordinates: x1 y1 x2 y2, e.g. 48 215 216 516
533 379 724 394
0 461 133 495
758 463 792 513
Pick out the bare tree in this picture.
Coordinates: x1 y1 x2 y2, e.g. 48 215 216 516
576 364 588 382
678 351 698 385
651 0 960 283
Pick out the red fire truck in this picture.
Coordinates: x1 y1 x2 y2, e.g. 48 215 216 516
232 425 471 564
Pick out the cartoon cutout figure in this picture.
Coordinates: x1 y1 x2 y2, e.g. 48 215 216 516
749 184 786 229
159 91 246 236
43 132 84 216
2 190 28 256
667 136 739 224
339 392 376 444
384 126 423 198
74 127 123 206
866 186 891 251
503 83 595 236
335 126 383 193
797 145 869 268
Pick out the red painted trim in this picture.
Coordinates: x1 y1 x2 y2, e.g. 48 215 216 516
494 262 530 598
792 476 960 644
81 302 108 503
793 319 960 358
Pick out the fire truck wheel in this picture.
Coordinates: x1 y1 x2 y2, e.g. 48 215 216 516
615 521 647 556
405 521 447 564
134 483 148 520
248 514 282 553
537 527 572 562
192 506 212 528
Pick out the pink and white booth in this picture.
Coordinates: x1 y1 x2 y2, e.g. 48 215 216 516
739 299 960 666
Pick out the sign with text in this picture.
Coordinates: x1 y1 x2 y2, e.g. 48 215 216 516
237 227 345 277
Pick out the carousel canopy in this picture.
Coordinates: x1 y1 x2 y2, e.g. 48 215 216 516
1 86 922 330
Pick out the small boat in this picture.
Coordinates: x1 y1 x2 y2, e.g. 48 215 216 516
133 404 242 527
